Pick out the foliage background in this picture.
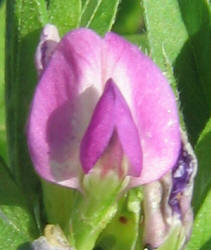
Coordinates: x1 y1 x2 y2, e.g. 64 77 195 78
0 0 211 249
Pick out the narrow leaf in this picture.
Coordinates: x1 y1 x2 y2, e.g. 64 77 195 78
185 117 211 249
142 0 188 69
84 0 121 35
0 158 38 249
175 0 211 144
187 189 211 250
5 0 48 209
80 0 103 27
48 0 81 36
192 118 211 214
0 1 7 163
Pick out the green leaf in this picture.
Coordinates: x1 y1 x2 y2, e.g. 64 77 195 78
187 190 211 250
175 0 211 144
80 0 121 35
142 0 211 145
142 0 184 102
185 118 211 249
142 0 188 69
48 0 81 36
81 0 87 8
0 1 8 163
0 158 38 249
192 119 211 214
80 0 102 27
5 0 48 211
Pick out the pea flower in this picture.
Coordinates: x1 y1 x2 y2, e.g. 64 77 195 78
27 25 181 190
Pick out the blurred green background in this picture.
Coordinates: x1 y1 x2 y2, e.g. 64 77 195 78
1 0 211 249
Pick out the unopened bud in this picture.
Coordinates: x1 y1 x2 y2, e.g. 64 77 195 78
143 131 197 249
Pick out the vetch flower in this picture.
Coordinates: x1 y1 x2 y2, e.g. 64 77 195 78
27 25 181 190
27 25 185 250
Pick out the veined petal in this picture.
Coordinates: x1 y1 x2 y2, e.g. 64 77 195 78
80 79 142 177
104 32 181 185
28 27 180 189
27 29 104 188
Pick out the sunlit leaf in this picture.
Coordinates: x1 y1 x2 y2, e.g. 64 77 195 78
0 1 7 163
5 0 47 210
48 0 81 36
0 158 38 249
186 118 211 249
187 190 211 249
80 0 121 35
175 0 211 144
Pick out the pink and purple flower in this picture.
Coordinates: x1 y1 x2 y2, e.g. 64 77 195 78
27 27 181 190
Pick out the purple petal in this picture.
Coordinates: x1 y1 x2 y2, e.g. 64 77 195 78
169 138 196 215
104 32 181 184
111 80 142 177
80 80 115 173
80 79 142 177
27 29 104 188
28 27 180 188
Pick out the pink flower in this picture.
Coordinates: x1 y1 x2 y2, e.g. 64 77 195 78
27 27 181 189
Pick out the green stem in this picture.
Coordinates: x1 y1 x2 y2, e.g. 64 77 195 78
69 170 128 250
70 192 118 250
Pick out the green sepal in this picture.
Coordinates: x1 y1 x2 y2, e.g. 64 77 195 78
69 169 129 250
95 187 143 250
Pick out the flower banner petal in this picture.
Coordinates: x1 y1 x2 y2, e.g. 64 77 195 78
27 29 103 188
104 32 181 184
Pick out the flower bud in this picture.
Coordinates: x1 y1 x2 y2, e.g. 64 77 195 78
143 131 197 249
